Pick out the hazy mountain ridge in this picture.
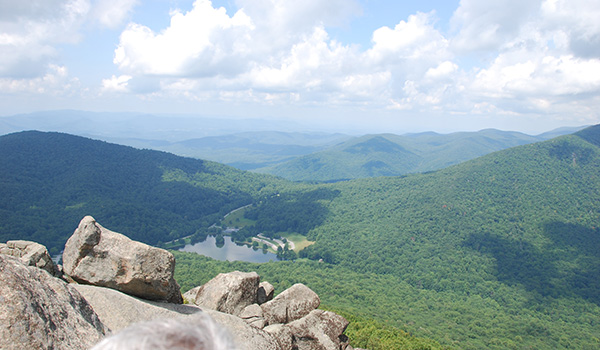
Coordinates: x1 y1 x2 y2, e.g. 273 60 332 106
1 111 585 178
109 127 584 177
258 128 584 181
0 110 314 141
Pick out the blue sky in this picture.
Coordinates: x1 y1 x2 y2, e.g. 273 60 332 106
1 0 599 134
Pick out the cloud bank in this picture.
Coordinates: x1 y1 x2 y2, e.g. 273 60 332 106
1 0 599 131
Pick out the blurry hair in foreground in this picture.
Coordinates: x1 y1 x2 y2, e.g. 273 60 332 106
91 314 237 350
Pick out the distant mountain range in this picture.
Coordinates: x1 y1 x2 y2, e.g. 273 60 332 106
0 110 586 180
101 131 351 171
256 128 585 181
0 110 314 141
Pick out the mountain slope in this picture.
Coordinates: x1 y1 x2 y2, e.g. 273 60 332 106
3 127 600 349
288 126 600 348
311 129 600 291
258 129 557 181
0 131 285 253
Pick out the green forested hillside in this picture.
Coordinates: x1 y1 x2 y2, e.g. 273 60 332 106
258 129 574 181
0 131 286 253
174 126 600 349
2 127 600 349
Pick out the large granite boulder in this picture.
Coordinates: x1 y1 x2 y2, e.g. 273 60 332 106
75 284 280 350
261 283 320 325
0 254 107 350
0 240 58 276
62 216 183 304
194 271 260 316
283 310 350 350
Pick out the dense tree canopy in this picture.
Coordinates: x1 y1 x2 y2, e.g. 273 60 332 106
3 127 600 349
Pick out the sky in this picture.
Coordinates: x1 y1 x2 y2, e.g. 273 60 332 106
1 0 599 134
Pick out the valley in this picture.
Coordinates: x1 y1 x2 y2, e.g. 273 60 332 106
1 126 600 349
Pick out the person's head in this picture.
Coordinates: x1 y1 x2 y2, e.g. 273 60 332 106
91 314 236 350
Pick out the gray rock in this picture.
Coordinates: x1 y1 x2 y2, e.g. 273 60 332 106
183 285 202 304
62 216 183 303
76 283 280 350
258 281 275 304
0 254 107 350
261 283 320 325
0 240 58 276
194 271 260 316
73 284 199 332
205 309 280 350
264 323 294 350
284 310 349 350
240 304 266 329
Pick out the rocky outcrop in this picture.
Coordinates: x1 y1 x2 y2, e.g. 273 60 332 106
264 310 350 350
1 217 353 350
0 240 58 276
193 271 260 316
62 216 183 303
261 283 321 324
283 310 350 350
188 272 348 350
0 254 107 350
75 283 280 350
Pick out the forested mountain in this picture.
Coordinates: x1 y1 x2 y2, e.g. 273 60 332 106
2 126 600 349
0 131 287 253
175 125 600 349
99 128 583 180
258 128 584 181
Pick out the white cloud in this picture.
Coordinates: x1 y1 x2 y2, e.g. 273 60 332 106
425 61 459 80
246 27 354 90
235 0 360 50
540 0 600 58
114 0 254 76
92 0 138 29
472 52 600 98
441 0 600 123
97 0 600 128
0 64 79 94
101 74 132 92
450 0 543 53
368 12 449 64
0 0 138 87
0 0 89 78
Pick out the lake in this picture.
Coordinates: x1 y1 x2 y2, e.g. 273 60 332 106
179 236 278 263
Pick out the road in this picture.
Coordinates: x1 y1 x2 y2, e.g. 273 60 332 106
253 234 296 251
